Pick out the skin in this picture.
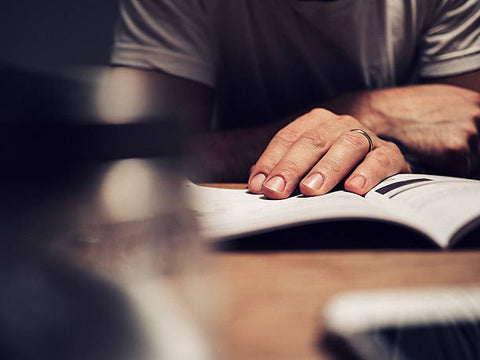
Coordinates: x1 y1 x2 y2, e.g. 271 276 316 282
324 82 480 179
248 109 410 199
248 71 480 199
105 67 480 199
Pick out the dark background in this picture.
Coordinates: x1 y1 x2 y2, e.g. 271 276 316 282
1 0 119 71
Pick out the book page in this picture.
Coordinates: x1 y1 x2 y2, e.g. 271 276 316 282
185 182 402 242
366 174 480 248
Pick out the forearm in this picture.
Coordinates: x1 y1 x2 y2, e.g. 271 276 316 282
320 85 461 138
321 81 480 177
187 84 445 182
323 70 480 138
188 74 480 182
187 118 290 182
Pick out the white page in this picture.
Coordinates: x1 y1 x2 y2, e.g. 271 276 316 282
366 174 480 248
185 182 406 242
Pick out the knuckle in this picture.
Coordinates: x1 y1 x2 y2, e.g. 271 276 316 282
342 131 369 149
382 141 407 167
370 150 392 168
385 141 402 156
322 157 344 174
337 114 357 126
308 107 331 118
300 128 329 149
275 127 301 145
256 153 281 172
277 159 302 178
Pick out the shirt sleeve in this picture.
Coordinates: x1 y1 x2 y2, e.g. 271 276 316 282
110 0 215 87
418 0 480 78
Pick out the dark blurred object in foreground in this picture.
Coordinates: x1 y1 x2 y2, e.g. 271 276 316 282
0 64 216 360
0 64 184 176
0 247 144 360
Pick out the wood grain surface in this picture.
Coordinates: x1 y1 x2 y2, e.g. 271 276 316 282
213 248 480 360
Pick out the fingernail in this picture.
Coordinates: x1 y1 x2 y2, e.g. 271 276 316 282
249 173 266 192
264 176 286 193
348 175 366 189
302 173 324 191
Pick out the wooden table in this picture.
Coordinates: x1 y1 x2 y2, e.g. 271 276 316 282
213 251 480 360
207 185 480 360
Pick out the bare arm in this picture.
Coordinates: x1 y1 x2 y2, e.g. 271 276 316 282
103 67 287 181
323 70 480 178
246 70 480 198
109 67 479 199
188 119 290 182
107 67 410 198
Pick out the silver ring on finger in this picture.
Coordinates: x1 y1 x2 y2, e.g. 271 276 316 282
350 129 373 153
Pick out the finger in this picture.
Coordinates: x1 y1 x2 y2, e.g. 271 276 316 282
299 129 374 196
261 127 336 199
248 127 302 193
249 109 333 193
344 142 411 195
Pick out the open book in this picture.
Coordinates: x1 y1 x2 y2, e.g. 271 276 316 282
185 174 480 249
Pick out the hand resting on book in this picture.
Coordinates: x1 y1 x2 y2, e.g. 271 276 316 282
248 108 411 199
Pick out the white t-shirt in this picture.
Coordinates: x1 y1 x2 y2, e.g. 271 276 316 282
111 0 480 128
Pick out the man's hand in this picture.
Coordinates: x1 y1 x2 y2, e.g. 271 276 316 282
248 109 411 199
340 83 480 177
